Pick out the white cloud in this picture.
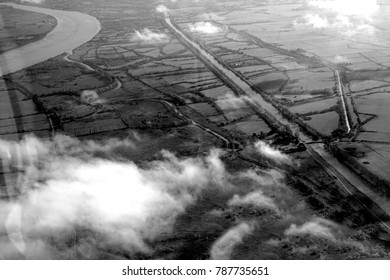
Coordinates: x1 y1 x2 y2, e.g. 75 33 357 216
254 141 290 164
131 28 169 43
80 90 105 105
302 14 329 28
0 135 229 259
334 55 348 63
188 22 222 34
200 13 225 21
228 191 279 212
21 0 44 4
308 0 379 17
284 218 340 241
156 4 169 14
210 222 253 259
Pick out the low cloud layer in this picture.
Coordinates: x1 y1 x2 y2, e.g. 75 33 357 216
131 28 169 43
210 222 253 259
20 0 44 4
296 0 379 37
188 22 222 34
80 90 105 105
228 190 278 213
200 13 225 21
156 4 169 14
334 55 348 64
308 0 379 17
0 135 228 259
285 218 341 241
255 141 291 164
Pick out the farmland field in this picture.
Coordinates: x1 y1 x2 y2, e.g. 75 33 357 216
2 0 390 261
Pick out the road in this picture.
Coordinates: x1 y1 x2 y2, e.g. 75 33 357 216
164 14 390 231
330 67 351 133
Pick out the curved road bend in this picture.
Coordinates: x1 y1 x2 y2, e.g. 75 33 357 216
164 14 390 231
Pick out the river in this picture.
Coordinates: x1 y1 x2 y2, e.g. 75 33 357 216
0 2 101 77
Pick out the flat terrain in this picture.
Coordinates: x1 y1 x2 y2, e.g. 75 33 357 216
1 0 390 260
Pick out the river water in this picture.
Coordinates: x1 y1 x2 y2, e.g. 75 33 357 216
0 3 101 77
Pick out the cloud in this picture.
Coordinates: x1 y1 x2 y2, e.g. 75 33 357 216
156 4 169 13
301 14 329 28
131 28 169 43
228 191 279 212
334 55 348 63
188 22 222 34
284 218 340 241
200 13 225 21
210 222 253 259
80 90 105 105
254 141 291 164
308 0 379 17
20 0 44 4
296 1 379 36
0 135 230 259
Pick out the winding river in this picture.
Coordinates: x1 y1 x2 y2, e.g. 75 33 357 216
0 2 101 77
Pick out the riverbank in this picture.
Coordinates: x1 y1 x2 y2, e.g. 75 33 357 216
0 2 101 77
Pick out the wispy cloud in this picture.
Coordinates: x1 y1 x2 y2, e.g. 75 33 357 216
334 55 348 64
131 28 169 43
21 0 44 4
295 14 329 28
80 90 105 105
156 4 169 13
200 13 225 21
296 1 379 37
284 217 340 241
228 190 279 212
210 222 253 259
0 135 229 259
188 22 223 34
254 141 291 164
308 0 379 17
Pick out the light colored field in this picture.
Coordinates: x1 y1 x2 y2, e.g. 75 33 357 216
349 80 390 92
188 102 219 117
225 115 271 136
249 72 287 92
289 97 338 115
240 48 277 58
235 64 273 73
355 92 390 132
224 108 254 122
305 111 339 136
162 43 186 55
161 57 205 69
216 41 254 51
129 63 178 76
357 143 390 182
356 132 390 143
201 86 236 99
274 94 317 102
273 61 307 71
284 70 334 92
